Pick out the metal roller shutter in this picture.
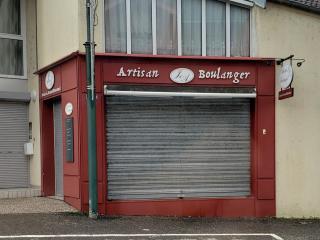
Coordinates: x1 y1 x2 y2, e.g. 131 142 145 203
106 96 251 200
0 101 29 188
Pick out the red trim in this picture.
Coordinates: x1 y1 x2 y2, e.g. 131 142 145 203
106 198 255 217
35 51 79 75
250 99 257 197
40 98 59 196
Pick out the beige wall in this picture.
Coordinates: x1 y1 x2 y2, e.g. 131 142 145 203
255 3 320 217
37 0 80 68
26 0 40 187
37 0 104 66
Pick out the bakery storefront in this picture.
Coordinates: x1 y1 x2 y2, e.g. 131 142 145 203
38 53 275 217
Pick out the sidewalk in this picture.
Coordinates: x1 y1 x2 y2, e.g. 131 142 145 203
0 197 77 214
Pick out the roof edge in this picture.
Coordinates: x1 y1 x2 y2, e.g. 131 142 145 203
34 51 80 75
269 0 320 15
94 52 275 61
35 51 275 75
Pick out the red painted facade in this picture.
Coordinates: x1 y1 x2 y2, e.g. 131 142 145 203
38 52 275 217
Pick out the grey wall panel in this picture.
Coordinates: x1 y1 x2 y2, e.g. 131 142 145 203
53 101 63 197
0 101 28 188
106 97 251 200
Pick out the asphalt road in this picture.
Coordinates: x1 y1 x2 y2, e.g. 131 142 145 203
1 213 320 240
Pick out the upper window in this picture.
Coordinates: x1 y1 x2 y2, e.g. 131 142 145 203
0 0 25 77
104 0 250 57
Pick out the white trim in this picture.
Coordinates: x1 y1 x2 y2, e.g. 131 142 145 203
230 0 254 7
201 0 206 56
152 0 157 55
226 2 231 57
0 75 27 80
177 0 182 56
0 233 284 239
126 0 131 54
105 89 257 99
0 33 23 40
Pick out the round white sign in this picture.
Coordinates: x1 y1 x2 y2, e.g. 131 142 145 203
45 71 55 90
279 62 293 89
170 68 194 84
65 103 73 116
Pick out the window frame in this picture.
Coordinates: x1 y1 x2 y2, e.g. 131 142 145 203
104 0 253 57
0 0 27 80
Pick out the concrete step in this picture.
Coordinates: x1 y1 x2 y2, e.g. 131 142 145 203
0 187 41 199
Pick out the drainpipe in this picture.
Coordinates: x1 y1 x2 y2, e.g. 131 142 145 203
84 0 98 219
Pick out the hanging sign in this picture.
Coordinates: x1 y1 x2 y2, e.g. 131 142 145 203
279 62 293 89
279 88 294 100
278 62 294 100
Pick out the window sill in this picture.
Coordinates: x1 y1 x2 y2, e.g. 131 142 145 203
0 75 27 81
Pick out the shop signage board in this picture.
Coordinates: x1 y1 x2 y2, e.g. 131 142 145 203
104 59 256 86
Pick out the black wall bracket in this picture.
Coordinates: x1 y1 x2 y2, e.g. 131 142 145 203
276 54 306 67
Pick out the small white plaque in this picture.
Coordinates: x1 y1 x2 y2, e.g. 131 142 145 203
65 102 73 116
45 71 55 90
170 68 194 84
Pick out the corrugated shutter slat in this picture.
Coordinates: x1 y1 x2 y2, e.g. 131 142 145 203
106 97 251 200
0 102 28 189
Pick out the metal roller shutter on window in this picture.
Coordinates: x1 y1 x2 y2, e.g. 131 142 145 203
106 96 251 200
0 101 29 189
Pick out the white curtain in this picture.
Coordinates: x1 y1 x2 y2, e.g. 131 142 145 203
206 0 226 56
105 0 127 53
157 0 177 55
0 0 20 35
230 5 250 57
131 0 152 54
0 0 22 76
0 38 23 76
182 0 202 55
